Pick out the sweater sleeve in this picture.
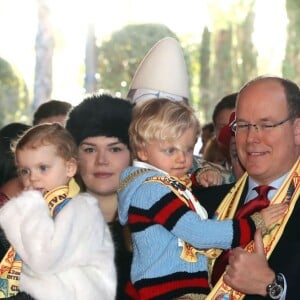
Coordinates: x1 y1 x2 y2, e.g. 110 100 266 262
129 182 256 250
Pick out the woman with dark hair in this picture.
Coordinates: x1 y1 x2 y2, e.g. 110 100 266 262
0 122 30 188
66 93 133 300
0 122 34 299
0 122 31 208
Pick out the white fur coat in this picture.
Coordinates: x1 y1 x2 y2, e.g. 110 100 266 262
0 190 116 300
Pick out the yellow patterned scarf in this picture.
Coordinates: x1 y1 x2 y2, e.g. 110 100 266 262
206 159 300 300
0 178 80 298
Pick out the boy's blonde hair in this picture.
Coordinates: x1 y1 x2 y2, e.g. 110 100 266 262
12 123 78 161
130 98 201 158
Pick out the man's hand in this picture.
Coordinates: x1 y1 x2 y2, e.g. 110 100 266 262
223 229 275 296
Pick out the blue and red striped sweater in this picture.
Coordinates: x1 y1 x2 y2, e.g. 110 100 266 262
118 166 256 300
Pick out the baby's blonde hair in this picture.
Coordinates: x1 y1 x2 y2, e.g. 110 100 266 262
12 123 78 162
130 98 201 158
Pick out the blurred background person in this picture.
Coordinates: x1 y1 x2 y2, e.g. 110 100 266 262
32 99 72 126
212 93 237 138
211 92 237 168
0 123 32 298
217 111 245 182
198 122 214 155
0 122 30 203
203 136 227 166
201 92 238 183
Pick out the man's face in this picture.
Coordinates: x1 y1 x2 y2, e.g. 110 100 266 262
235 79 300 184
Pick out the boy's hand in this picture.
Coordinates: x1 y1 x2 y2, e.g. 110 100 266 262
196 168 223 187
260 203 288 227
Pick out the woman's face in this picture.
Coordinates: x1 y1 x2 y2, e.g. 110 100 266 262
78 136 131 197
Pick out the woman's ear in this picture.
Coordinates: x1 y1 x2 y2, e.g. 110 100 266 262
66 158 78 177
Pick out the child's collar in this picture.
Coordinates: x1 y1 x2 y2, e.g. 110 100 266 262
133 159 168 175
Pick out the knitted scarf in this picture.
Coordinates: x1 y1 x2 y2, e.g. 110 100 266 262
206 159 300 300
0 178 80 298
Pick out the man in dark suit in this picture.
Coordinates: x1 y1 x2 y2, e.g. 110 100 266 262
201 75 300 300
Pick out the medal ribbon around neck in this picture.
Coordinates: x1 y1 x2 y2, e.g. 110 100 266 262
44 177 80 218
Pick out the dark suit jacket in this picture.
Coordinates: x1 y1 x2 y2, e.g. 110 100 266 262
198 183 300 300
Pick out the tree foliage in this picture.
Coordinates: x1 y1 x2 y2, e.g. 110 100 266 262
234 8 257 87
199 0 257 122
96 23 179 98
199 27 211 120
282 0 300 82
0 57 30 127
33 0 54 113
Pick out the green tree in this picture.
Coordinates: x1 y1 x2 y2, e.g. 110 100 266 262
233 5 257 88
213 27 233 100
199 27 211 121
0 57 30 127
32 0 54 112
199 0 256 122
85 23 97 93
96 23 179 98
282 0 300 82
